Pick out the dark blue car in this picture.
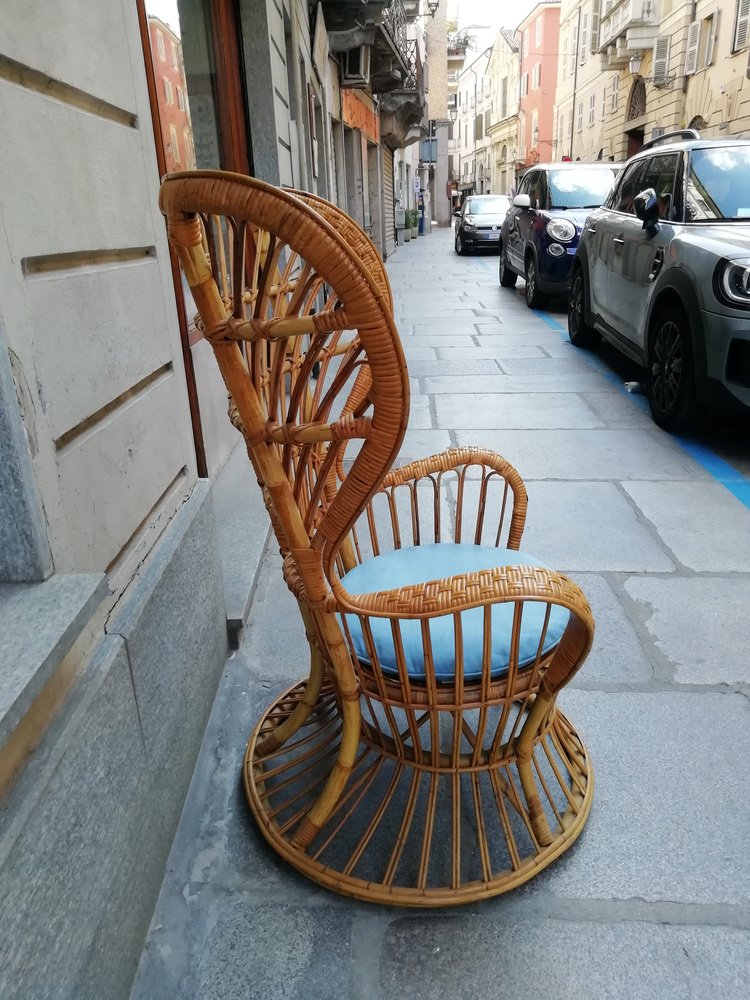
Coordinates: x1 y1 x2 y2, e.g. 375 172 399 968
499 162 620 308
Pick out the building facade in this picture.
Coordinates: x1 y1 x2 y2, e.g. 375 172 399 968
518 1 562 175
486 29 521 196
0 2 427 997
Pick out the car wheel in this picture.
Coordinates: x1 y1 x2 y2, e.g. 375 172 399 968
568 267 599 348
498 246 517 287
647 307 699 430
524 255 547 309
455 231 465 255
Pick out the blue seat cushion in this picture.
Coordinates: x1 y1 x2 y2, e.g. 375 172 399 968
340 543 569 683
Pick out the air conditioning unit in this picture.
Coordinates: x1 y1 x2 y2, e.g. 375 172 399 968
341 45 371 87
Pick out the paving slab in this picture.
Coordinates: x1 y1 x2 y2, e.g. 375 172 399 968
624 576 750 684
521 481 675 572
581 390 655 428
409 359 500 377
566 573 654 685
436 345 547 360
408 394 434 429
622 481 750 571
435 392 604 430
451 428 708 481
381 917 750 1000
423 372 616 394
540 690 750 905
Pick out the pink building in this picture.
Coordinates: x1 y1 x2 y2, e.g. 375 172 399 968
517 1 560 177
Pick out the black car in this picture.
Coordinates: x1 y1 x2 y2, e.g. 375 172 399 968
569 130 750 429
499 162 619 308
454 195 511 254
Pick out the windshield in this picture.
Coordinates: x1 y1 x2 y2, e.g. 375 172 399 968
686 147 750 221
547 168 617 209
465 196 510 215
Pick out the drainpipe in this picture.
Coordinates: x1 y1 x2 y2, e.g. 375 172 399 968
290 0 309 189
569 5 581 159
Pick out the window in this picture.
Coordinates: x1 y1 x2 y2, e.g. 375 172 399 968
171 40 179 68
570 24 578 74
163 77 173 104
521 73 529 97
501 77 508 118
532 63 541 89
580 10 589 64
702 14 717 66
611 160 648 214
535 16 542 46
156 29 165 61
169 123 181 164
589 93 596 126
653 37 671 82
638 152 682 220
485 110 492 134
562 33 568 78
474 114 483 141
602 86 607 120
685 21 700 74
611 74 619 111
577 100 583 131
734 0 750 51
177 85 185 111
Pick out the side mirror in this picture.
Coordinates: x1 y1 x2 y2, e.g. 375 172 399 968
634 188 659 232
512 194 531 209
453 209 461 217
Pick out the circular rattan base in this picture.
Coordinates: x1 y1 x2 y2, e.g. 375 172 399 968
244 680 593 906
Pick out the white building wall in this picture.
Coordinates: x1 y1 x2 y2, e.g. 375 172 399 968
0 0 197 589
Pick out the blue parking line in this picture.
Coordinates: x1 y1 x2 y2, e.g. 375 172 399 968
538 309 750 510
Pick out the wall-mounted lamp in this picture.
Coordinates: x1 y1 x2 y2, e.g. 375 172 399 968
629 54 642 75
449 105 458 122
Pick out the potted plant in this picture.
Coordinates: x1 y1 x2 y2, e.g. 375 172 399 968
403 214 412 242
408 207 419 239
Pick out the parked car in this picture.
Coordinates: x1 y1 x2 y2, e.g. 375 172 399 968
568 130 750 429
454 195 511 254
499 161 620 308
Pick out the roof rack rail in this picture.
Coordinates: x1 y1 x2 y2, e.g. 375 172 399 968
639 129 701 152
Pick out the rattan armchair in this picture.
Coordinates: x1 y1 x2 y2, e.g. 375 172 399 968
160 171 595 906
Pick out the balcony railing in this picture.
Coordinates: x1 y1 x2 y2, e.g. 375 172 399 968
382 0 407 55
599 0 658 51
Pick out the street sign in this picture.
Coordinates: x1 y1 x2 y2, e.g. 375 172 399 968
414 176 420 193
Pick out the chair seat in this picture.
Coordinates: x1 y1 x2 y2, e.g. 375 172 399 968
340 543 570 682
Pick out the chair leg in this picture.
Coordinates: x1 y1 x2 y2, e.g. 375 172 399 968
515 691 556 847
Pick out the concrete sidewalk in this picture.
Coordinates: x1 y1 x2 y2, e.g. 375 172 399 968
131 228 750 1000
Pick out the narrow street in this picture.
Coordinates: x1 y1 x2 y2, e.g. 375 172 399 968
132 227 750 1000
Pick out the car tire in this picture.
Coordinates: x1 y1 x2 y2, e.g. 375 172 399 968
568 267 599 348
455 232 465 255
647 307 699 430
524 255 547 309
499 246 517 287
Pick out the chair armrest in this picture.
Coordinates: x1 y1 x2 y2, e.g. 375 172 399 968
331 564 593 694
380 447 528 550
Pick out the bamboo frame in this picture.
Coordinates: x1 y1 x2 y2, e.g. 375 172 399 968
160 170 596 905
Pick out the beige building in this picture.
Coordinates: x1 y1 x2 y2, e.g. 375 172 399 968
486 29 521 196
454 47 493 197
555 0 622 161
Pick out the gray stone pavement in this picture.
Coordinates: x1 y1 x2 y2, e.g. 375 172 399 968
131 228 750 999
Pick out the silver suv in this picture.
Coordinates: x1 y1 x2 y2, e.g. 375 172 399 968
569 130 750 429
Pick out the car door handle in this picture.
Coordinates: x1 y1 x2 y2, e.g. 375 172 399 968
613 237 625 246
587 226 596 234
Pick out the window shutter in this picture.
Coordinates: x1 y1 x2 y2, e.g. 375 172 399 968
570 24 578 74
475 114 483 140
590 1 601 52
706 13 718 65
685 21 700 74
653 36 670 80
485 110 492 134
735 0 750 51
580 11 590 63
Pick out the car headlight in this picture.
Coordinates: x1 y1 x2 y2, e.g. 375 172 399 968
718 258 750 308
546 218 576 242
463 221 477 231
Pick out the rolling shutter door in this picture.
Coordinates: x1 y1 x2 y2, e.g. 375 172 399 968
383 146 396 258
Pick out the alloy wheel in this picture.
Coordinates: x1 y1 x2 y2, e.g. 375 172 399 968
650 319 683 416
